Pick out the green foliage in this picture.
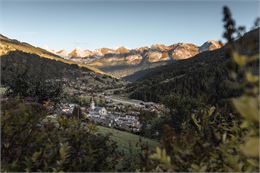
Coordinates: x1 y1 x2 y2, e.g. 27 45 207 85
142 45 259 173
4 68 63 103
162 94 203 134
71 105 82 119
1 98 119 172
97 125 158 153
149 147 172 171
138 110 160 138
96 125 158 172
79 96 91 106
144 104 254 172
231 52 259 161
70 95 91 107
136 7 259 172
223 6 236 43
94 97 106 107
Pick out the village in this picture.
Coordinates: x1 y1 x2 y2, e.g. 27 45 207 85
0 76 163 134
57 92 164 133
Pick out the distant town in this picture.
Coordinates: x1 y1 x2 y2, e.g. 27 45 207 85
57 92 164 133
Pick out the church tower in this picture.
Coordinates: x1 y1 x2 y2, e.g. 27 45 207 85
90 97 95 110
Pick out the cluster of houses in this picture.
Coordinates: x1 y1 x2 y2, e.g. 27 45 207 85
87 98 141 132
58 97 142 132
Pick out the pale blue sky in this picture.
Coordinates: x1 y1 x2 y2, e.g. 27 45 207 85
0 0 259 50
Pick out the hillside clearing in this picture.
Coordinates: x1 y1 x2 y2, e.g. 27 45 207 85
97 125 158 152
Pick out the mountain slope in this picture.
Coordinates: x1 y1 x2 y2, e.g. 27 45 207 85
0 34 105 75
1 51 125 92
126 28 259 103
0 35 125 93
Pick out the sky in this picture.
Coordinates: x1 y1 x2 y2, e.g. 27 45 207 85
0 0 259 51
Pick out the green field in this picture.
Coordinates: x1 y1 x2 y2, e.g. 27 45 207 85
40 115 159 153
97 125 158 152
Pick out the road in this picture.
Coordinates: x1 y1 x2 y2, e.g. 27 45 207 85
106 95 143 106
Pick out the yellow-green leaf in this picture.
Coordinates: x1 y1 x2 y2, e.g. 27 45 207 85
59 143 70 162
222 132 227 143
233 96 259 123
208 106 215 117
240 137 259 157
192 114 201 130
150 147 171 167
32 150 42 162
245 72 259 83
232 52 247 67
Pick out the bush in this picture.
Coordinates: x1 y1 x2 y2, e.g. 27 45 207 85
1 98 119 172
4 69 63 103
162 94 203 134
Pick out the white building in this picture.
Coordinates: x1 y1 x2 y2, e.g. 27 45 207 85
62 103 78 114
89 98 107 117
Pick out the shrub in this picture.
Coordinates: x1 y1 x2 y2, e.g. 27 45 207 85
1 98 119 172
137 7 259 172
145 51 259 172
4 69 63 103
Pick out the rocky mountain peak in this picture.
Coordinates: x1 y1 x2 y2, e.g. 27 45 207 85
44 39 223 70
150 44 170 51
199 40 223 52
115 47 129 54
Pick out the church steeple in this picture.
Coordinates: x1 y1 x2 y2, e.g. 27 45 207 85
90 97 95 110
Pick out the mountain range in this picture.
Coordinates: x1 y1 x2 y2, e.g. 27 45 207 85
1 28 258 101
1 33 223 81
46 40 223 79
49 41 223 61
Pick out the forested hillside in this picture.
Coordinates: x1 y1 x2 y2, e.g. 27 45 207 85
1 51 125 98
127 28 259 104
